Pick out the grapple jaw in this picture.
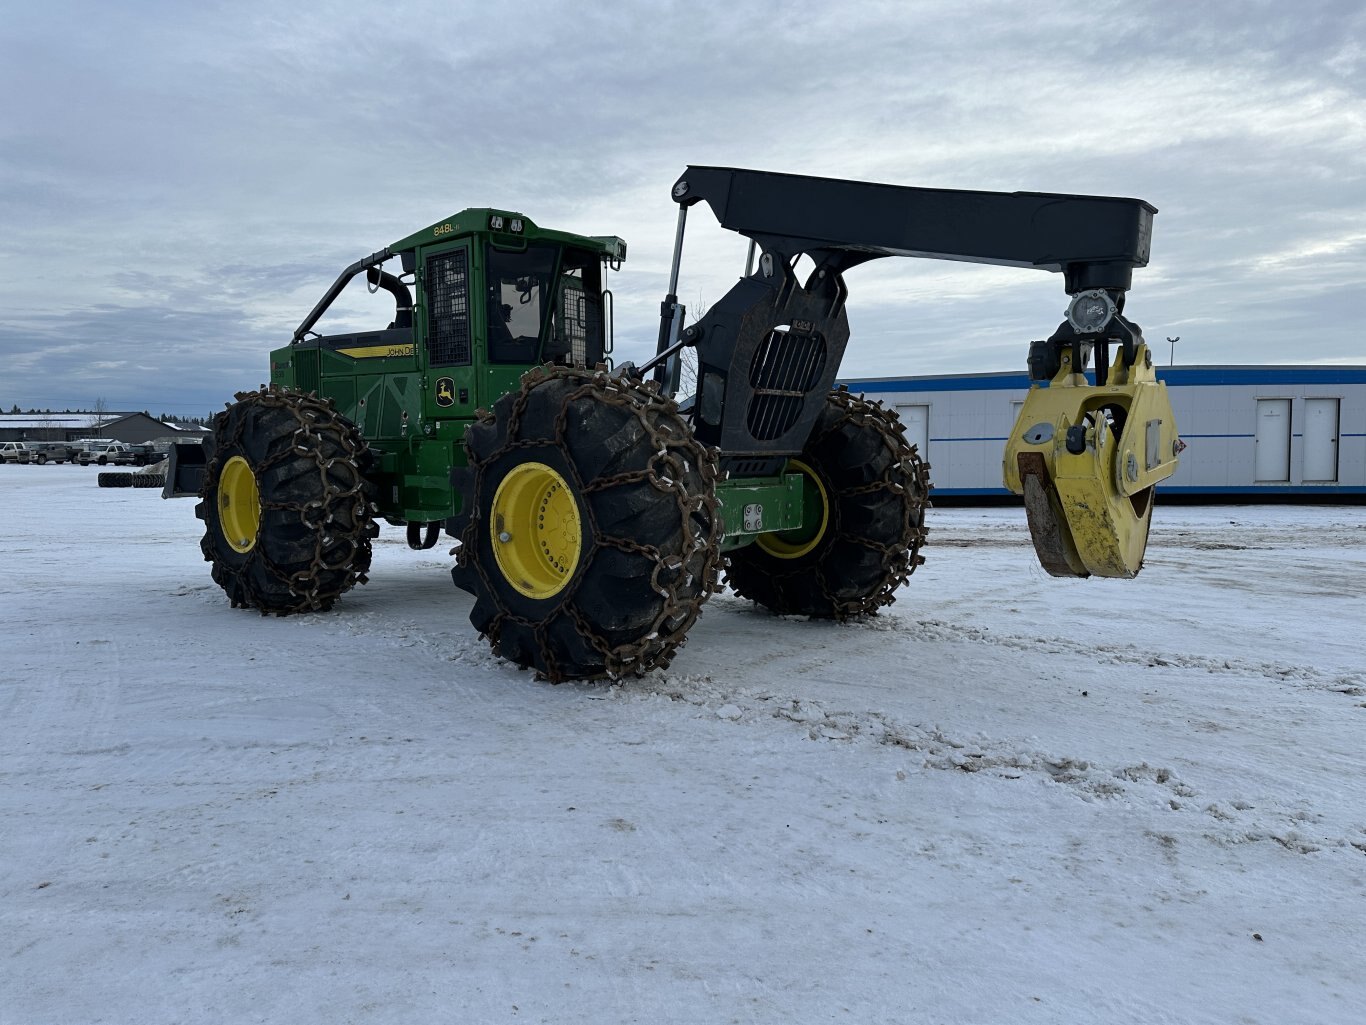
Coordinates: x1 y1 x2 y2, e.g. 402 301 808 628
1003 340 1180 578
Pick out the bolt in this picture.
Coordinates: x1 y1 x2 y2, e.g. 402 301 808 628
498 531 512 543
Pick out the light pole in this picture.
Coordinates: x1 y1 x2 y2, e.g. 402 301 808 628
1166 336 1180 366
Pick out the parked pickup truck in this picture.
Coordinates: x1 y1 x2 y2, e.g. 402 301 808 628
0 441 33 464
25 442 79 464
76 442 157 467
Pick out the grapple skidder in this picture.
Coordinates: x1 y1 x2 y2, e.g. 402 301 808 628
166 166 1179 680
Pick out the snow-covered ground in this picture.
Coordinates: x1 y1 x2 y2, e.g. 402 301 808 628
3 466 1364 1025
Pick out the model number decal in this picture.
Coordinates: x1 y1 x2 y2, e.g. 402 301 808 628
433 223 455 237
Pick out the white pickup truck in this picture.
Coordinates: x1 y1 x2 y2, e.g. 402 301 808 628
76 441 157 467
0 441 33 464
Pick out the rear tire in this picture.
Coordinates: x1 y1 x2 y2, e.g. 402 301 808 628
197 386 376 614
451 366 721 681
724 388 930 619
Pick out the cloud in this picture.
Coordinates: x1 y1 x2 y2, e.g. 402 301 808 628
1 0 1363 415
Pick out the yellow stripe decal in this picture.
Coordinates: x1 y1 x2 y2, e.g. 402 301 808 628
337 344 416 359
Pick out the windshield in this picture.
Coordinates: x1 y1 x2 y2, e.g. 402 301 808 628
486 243 557 364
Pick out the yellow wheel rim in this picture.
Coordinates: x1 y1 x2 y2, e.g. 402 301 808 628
219 455 261 554
757 458 829 560
490 462 582 600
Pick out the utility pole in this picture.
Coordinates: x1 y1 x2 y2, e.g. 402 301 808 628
1166 336 1180 366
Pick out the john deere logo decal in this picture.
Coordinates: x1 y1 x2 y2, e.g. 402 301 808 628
436 378 455 406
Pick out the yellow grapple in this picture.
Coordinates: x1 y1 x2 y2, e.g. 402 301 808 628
1003 342 1180 578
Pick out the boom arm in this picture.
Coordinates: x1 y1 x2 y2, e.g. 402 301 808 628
671 165 1155 291
657 165 1177 580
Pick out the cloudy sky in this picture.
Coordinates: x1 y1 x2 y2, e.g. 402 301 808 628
2 0 1363 417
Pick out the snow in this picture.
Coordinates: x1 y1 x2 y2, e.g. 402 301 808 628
3 467 1364 1025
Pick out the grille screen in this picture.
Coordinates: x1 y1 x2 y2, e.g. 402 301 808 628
557 279 604 367
291 348 319 393
562 283 588 365
426 250 470 366
746 327 827 441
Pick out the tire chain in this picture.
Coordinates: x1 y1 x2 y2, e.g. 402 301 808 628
723 387 932 619
205 385 376 613
456 364 724 680
827 387 932 614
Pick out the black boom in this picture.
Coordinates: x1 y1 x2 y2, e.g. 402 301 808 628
655 166 1157 475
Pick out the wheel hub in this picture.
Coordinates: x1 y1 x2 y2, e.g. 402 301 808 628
757 459 829 560
490 462 582 599
219 455 261 554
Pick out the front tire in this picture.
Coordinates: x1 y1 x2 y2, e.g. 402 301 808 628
452 366 721 681
725 388 930 619
198 386 376 614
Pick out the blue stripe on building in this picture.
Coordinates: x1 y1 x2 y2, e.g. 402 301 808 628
842 365 1366 393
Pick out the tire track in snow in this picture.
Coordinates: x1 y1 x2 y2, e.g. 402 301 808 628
607 672 1366 860
865 617 1366 698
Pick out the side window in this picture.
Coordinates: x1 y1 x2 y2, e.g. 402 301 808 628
551 252 605 368
425 249 471 366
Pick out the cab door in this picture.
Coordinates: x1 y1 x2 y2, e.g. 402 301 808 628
420 240 477 424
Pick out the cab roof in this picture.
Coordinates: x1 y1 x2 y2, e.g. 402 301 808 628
389 208 626 263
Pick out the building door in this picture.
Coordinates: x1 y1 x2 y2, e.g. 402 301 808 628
1254 398 1291 482
1302 398 1340 482
896 404 929 459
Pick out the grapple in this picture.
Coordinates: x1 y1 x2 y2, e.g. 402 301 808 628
1004 340 1180 578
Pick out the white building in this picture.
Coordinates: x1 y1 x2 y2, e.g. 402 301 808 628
842 365 1366 498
